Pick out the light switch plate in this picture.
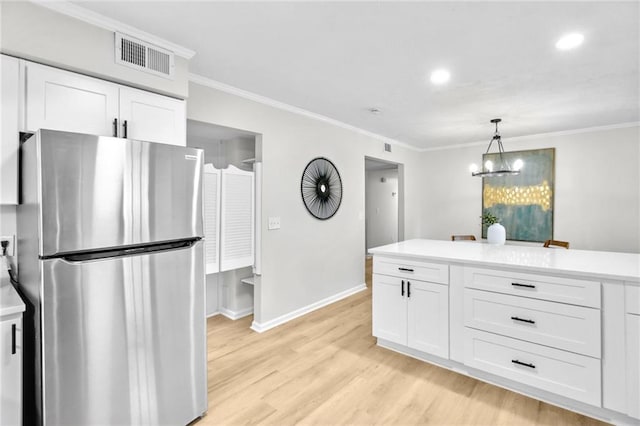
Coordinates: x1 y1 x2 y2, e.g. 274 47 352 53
268 217 281 230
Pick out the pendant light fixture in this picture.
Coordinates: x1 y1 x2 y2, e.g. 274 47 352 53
469 118 523 177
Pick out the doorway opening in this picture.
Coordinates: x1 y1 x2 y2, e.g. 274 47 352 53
364 157 404 286
187 119 263 325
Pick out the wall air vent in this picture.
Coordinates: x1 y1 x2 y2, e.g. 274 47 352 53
115 33 175 79
384 143 392 153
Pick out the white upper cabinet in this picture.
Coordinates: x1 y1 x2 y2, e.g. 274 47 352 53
119 87 186 146
1 55 20 204
24 61 186 145
25 61 119 137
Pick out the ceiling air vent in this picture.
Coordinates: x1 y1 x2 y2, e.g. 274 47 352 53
115 33 175 79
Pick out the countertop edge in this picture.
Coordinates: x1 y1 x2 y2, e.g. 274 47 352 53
369 241 640 283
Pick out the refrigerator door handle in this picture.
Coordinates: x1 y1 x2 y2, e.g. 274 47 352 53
59 238 201 262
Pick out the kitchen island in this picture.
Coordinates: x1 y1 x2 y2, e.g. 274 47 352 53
369 239 640 424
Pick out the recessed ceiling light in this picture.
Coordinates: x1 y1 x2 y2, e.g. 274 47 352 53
368 107 381 114
555 33 584 50
430 69 450 85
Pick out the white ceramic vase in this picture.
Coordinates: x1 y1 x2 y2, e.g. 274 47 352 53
487 223 506 245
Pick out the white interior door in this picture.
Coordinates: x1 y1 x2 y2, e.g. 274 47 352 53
119 87 186 146
203 164 221 274
25 62 119 136
220 165 254 272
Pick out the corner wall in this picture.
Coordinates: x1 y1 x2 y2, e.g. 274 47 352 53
0 2 189 98
420 125 640 253
187 81 423 326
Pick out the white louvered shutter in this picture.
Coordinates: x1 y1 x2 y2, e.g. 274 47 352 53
203 164 221 274
220 165 254 271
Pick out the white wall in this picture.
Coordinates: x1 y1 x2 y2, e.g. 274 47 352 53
420 125 640 253
366 168 399 250
0 2 189 98
187 81 423 326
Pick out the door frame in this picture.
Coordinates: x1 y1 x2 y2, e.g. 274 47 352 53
364 156 404 255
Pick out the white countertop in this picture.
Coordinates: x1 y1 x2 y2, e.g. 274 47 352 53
0 275 25 317
369 239 640 282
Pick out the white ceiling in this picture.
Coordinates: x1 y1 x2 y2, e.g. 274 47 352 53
75 1 639 150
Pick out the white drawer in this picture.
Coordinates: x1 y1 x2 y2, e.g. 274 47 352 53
626 284 640 315
464 289 601 358
464 267 600 308
374 255 448 285
464 328 601 406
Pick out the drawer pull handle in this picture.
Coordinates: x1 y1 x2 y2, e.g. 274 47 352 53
401 280 405 297
398 267 414 272
11 324 16 355
511 316 536 324
512 359 536 369
511 282 536 289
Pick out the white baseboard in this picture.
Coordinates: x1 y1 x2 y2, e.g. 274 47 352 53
220 306 254 320
250 283 367 333
206 311 221 318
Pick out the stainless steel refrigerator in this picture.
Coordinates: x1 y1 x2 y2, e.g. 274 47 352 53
17 129 207 425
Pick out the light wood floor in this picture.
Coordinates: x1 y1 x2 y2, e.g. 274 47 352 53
198 256 605 425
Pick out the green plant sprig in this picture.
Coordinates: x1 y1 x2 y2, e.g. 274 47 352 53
481 212 500 226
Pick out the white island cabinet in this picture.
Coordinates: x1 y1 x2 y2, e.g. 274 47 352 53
369 239 640 424
373 256 449 358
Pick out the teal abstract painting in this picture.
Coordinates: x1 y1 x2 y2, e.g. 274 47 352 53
481 148 555 242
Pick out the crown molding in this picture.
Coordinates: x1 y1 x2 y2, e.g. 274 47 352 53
31 1 196 59
188 73 420 152
420 121 640 152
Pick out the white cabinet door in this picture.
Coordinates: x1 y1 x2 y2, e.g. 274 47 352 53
25 62 119 136
0 315 22 426
627 314 640 419
119 87 186 146
1 55 20 204
408 280 449 358
372 274 407 345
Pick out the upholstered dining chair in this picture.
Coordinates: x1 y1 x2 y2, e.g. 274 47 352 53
451 235 476 241
543 239 570 249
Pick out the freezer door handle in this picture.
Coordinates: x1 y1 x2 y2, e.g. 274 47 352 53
58 238 201 262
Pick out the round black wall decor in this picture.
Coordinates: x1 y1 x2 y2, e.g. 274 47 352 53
301 157 343 220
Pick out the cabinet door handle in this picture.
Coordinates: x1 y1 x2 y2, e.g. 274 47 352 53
112 118 118 137
11 324 16 355
398 267 414 272
407 281 411 298
401 280 405 296
511 282 536 289
512 359 535 369
511 316 536 324
122 120 128 139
